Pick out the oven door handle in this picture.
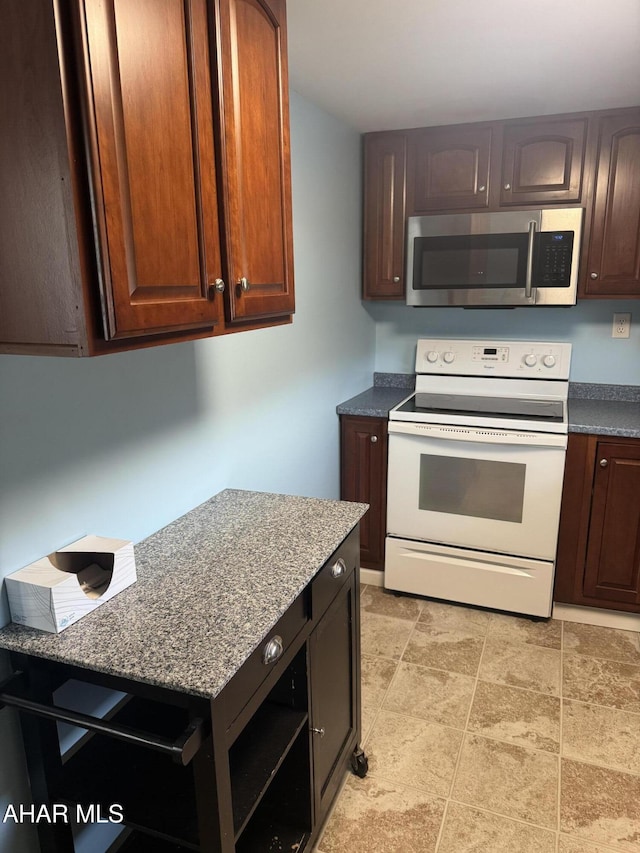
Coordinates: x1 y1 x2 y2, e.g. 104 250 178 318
387 420 567 449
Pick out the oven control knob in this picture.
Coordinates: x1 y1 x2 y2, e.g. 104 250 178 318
523 354 538 367
426 350 439 363
443 352 455 364
542 354 556 368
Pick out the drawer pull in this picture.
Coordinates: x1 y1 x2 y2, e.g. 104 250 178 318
330 558 347 579
262 635 284 665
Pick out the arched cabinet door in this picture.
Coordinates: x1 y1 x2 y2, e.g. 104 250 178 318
499 117 588 206
585 110 640 297
81 0 223 340
408 126 492 212
217 0 295 323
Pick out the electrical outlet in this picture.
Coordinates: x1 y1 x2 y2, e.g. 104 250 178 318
612 313 631 339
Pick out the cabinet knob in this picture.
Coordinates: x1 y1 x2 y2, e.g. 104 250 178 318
238 277 250 293
478 184 486 192
590 272 599 280
262 635 284 665
311 727 325 738
370 435 378 443
599 458 608 468
330 558 347 579
210 278 225 294
503 183 511 191
393 276 400 283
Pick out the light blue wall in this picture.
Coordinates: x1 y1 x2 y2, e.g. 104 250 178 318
0 91 374 852
369 300 640 383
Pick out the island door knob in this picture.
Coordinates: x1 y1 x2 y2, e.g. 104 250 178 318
504 183 511 190
478 185 486 192
599 459 608 468
590 272 599 279
393 276 400 283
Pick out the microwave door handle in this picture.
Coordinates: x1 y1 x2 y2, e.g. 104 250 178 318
525 220 537 300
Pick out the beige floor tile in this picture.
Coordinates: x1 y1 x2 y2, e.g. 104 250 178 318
563 622 640 664
418 599 491 636
317 774 445 853
452 733 559 829
468 680 561 752
438 801 557 853
560 758 640 851
563 699 640 775
563 654 640 713
366 710 462 797
361 655 398 738
361 584 423 621
402 622 485 677
360 610 414 659
382 660 475 728
479 638 561 695
487 612 562 649
559 835 625 852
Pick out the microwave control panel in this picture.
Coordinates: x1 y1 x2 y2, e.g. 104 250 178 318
534 231 574 287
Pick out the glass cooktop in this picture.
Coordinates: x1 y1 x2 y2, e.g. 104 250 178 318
395 392 565 422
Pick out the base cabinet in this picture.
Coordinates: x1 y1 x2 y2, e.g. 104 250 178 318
340 416 388 572
2 529 363 852
555 434 640 611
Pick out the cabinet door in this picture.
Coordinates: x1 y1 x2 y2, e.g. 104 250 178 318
340 416 388 571
500 118 588 206
408 126 492 212
584 110 640 296
217 0 295 323
309 576 358 822
363 133 406 299
81 0 222 340
583 441 640 606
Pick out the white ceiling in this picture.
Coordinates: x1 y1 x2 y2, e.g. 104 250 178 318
286 0 640 132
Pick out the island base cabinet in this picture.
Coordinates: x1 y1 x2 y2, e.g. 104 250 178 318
2 528 363 853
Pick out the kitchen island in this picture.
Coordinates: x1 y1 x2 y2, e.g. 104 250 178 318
0 490 368 852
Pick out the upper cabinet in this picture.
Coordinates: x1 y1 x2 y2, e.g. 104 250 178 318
0 0 294 357
408 125 492 212
363 132 407 299
364 107 639 301
583 108 640 297
499 117 588 206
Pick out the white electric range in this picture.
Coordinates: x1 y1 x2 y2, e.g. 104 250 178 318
385 338 572 618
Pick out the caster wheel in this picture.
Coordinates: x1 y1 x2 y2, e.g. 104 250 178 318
350 747 368 778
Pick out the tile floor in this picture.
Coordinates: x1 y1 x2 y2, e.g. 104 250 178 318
314 584 640 853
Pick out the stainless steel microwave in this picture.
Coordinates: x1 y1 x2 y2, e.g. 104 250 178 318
406 207 583 307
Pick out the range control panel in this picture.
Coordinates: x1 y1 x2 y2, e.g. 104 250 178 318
415 339 572 379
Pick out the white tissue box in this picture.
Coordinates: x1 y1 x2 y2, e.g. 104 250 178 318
5 535 136 633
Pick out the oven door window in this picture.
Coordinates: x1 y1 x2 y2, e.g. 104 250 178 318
412 233 528 290
419 454 526 523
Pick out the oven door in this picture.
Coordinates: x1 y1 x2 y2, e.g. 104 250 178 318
387 421 567 561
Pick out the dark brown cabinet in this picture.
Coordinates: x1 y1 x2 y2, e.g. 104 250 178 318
309 563 360 823
0 0 293 357
363 132 407 299
555 434 640 611
3 529 363 852
408 125 492 213
500 117 588 206
340 415 387 571
582 108 640 298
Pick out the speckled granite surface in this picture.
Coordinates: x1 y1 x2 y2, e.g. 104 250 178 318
0 490 367 699
337 377 640 437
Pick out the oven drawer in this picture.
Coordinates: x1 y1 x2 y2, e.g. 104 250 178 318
385 536 555 617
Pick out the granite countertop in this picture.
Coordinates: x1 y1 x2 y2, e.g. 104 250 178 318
337 375 640 438
0 490 367 699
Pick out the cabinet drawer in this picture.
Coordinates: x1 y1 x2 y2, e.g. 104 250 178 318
222 592 308 730
312 529 359 622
